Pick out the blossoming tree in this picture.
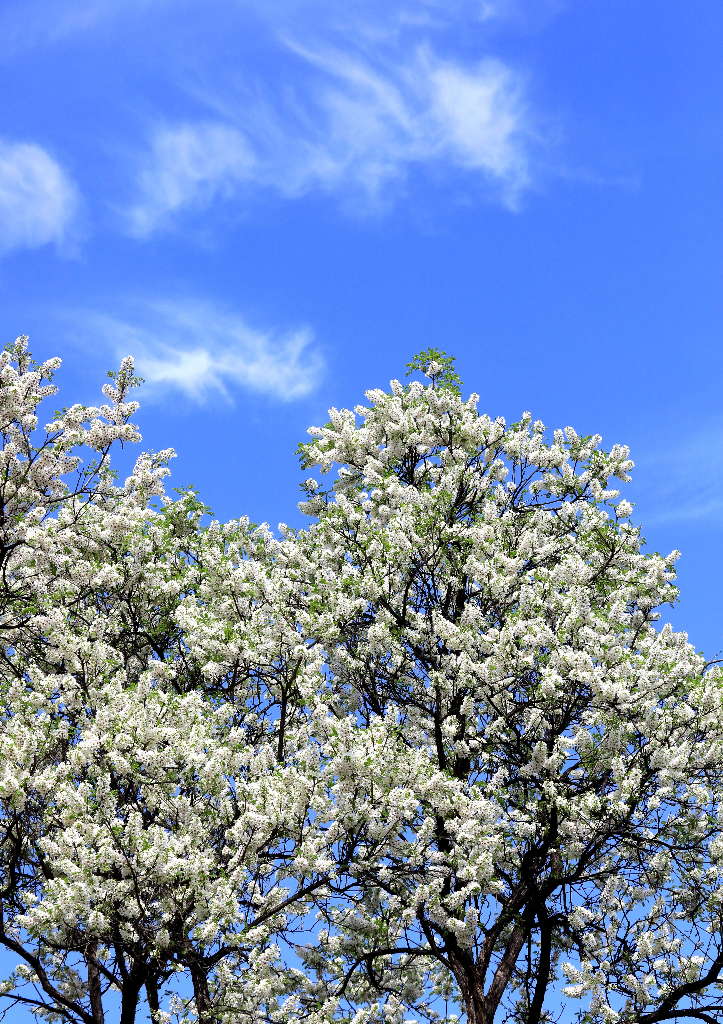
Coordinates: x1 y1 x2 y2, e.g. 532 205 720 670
1 339 722 1024
0 340 343 1024
289 351 723 1024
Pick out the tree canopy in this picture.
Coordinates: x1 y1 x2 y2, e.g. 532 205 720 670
1 338 722 1024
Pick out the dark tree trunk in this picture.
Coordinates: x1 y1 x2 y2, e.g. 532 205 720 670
146 973 160 1020
528 916 552 1024
86 943 105 1024
451 922 529 1024
457 974 489 1024
190 962 213 1024
118 967 145 1024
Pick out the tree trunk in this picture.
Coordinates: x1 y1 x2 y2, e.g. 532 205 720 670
146 973 160 1021
86 942 105 1024
452 922 528 1024
190 962 213 1024
457 974 489 1024
118 967 144 1024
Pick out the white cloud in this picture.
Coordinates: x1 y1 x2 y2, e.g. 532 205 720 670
127 43 533 234
285 43 531 198
424 55 530 185
0 139 79 253
126 122 256 237
82 300 323 403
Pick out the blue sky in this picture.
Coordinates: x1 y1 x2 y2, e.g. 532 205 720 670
1 0 722 670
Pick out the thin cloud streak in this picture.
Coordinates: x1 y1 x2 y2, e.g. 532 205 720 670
643 497 723 528
631 420 723 528
79 301 324 403
126 123 256 238
0 0 552 62
126 43 534 235
0 139 80 253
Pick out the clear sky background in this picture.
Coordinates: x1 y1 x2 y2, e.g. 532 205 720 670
1 0 722 667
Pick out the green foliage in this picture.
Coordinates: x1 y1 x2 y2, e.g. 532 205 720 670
405 347 462 395
106 363 145 390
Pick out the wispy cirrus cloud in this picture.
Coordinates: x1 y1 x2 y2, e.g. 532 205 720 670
0 139 80 253
77 300 323 403
0 0 547 236
0 0 537 55
629 419 723 528
126 123 256 238
126 43 535 235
